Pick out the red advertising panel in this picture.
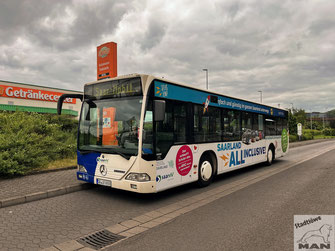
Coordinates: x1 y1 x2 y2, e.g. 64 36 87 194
0 85 76 104
97 42 117 80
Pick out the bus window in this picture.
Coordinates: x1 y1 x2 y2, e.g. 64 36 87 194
242 112 252 130
142 100 153 157
174 102 187 143
283 118 288 130
257 114 264 140
276 118 283 135
156 100 174 157
222 110 241 141
208 107 221 141
194 104 209 142
265 118 276 136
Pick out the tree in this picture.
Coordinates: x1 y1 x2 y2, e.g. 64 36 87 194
327 109 335 129
289 110 297 134
294 109 307 126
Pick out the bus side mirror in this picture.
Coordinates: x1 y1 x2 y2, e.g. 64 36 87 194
57 94 83 115
154 100 166 121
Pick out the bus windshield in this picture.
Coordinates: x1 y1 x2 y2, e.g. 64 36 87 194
78 96 142 158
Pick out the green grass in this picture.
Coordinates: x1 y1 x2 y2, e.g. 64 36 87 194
313 135 335 139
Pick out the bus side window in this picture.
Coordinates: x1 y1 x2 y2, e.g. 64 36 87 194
193 104 208 143
209 107 221 141
174 102 187 143
156 100 174 157
265 117 276 136
142 100 154 156
257 114 264 140
283 118 288 130
276 118 283 135
222 110 241 141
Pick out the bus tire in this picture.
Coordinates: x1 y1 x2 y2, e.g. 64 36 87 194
197 156 214 187
266 146 274 166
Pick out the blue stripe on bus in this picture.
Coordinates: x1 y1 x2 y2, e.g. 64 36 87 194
77 150 100 176
154 80 286 117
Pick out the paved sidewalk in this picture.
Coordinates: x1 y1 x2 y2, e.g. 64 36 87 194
0 168 93 208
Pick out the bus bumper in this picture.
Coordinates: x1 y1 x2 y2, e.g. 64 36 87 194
77 172 156 193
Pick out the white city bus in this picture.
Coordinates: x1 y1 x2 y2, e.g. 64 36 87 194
58 74 289 193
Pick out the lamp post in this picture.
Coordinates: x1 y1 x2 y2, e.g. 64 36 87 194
258 91 262 103
202 69 208 90
290 103 294 114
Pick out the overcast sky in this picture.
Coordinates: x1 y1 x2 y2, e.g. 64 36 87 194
0 0 334 111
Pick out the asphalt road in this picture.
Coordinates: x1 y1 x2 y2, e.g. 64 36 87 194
1 140 335 250
109 144 335 251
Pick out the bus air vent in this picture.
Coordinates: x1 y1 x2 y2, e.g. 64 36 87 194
77 229 125 250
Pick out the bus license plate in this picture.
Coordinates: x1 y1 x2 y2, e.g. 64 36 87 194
97 179 111 186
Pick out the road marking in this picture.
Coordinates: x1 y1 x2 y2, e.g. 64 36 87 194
44 145 335 251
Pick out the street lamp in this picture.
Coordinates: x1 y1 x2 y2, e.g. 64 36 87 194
258 91 262 103
202 69 208 90
290 103 294 113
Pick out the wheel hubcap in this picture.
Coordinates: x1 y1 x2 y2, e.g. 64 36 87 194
201 161 212 181
268 150 273 163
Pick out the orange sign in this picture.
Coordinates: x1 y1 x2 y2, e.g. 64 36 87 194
102 107 118 146
0 84 76 104
97 42 117 80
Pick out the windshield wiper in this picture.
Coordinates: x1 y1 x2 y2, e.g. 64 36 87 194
79 149 99 155
79 147 131 160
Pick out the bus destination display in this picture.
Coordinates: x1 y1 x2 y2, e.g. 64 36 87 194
85 77 142 99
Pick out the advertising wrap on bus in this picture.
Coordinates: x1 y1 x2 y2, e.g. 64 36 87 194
0 84 76 104
154 80 286 117
155 134 288 192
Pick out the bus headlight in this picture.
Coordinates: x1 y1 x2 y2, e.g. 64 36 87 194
125 173 151 182
77 165 87 173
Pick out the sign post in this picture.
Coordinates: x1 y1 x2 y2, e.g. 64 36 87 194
297 123 302 141
97 42 117 80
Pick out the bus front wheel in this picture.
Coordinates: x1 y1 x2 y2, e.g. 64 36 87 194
197 157 214 187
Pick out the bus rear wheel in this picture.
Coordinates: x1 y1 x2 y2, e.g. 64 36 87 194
197 157 214 187
266 147 274 166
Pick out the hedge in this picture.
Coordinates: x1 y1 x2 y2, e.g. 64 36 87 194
0 111 77 176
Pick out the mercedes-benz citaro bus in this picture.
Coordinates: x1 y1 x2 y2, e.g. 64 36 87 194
57 74 289 193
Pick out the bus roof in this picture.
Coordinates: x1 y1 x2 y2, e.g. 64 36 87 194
84 73 288 113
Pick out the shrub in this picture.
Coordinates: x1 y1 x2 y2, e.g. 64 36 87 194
0 111 77 176
289 134 298 142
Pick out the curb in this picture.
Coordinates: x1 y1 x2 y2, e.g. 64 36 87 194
0 166 77 182
0 183 94 209
290 138 335 149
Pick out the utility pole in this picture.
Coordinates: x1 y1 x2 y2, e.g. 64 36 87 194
202 69 208 90
258 91 262 103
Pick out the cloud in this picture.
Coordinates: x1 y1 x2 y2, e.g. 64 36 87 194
0 0 334 112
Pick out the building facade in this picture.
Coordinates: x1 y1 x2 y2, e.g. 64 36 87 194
0 80 83 117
